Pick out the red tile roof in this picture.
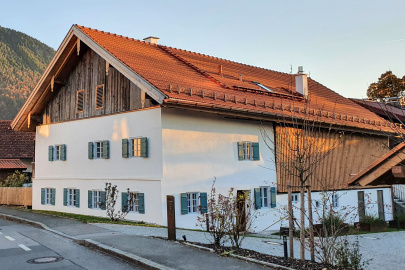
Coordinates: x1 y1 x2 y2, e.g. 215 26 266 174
0 120 35 159
76 25 391 132
0 159 27 170
350 98 405 124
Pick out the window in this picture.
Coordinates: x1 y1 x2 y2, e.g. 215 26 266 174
254 187 276 209
96 84 104 109
315 200 320 208
93 191 101 209
128 192 140 212
260 187 270 208
122 192 145 213
237 141 259 161
88 141 109 159
41 188 55 205
67 189 77 206
48 145 66 161
45 188 52 205
187 192 199 213
332 194 339 208
131 138 142 157
76 89 84 113
291 194 299 203
252 81 272 92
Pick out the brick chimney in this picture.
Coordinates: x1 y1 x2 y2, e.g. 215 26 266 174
143 36 159 45
295 66 308 98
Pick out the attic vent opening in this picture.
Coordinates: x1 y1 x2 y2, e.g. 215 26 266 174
76 89 84 113
252 81 272 92
96 84 104 109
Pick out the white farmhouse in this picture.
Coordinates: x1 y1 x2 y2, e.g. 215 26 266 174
12 25 394 231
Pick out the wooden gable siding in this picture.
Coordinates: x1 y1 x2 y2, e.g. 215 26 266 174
275 125 388 192
42 46 155 124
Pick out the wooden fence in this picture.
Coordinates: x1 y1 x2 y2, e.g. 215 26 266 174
0 187 32 206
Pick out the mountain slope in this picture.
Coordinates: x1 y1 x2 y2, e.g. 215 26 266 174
0 26 55 120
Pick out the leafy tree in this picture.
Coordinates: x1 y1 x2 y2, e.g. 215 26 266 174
0 170 28 187
367 71 405 101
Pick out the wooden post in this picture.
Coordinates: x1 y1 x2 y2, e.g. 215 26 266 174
307 181 315 262
166 195 176 241
300 183 305 260
288 181 294 259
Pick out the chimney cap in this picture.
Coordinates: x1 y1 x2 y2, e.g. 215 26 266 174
298 66 305 73
143 36 159 44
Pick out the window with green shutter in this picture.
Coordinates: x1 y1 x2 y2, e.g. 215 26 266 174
252 142 260 161
48 146 54 161
180 193 188 215
75 189 80 208
254 188 262 209
51 189 56 205
122 192 129 212
122 139 129 158
63 188 68 206
60 144 67 161
100 191 106 210
237 141 259 161
270 187 276 208
88 190 93 208
200 193 207 213
140 137 148 157
102 140 109 159
138 193 145 214
41 188 45 204
88 142 94 159
127 137 148 158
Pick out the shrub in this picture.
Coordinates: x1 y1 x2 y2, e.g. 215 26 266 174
361 215 384 224
0 171 28 187
335 237 371 270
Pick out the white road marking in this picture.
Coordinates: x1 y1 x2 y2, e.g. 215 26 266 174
263 241 283 246
18 244 31 251
5 236 15 241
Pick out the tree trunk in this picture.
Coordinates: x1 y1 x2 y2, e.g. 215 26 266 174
307 181 315 262
300 184 305 260
288 181 294 259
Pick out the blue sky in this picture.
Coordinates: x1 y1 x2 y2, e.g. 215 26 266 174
1 0 404 99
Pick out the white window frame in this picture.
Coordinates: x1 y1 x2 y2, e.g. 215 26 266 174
45 188 53 205
128 192 139 213
92 190 102 209
95 141 103 159
332 194 339 208
260 187 270 208
291 194 299 203
243 142 253 161
67 189 76 206
54 145 62 161
130 138 142 157
187 192 199 213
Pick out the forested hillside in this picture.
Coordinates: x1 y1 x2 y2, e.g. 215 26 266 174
0 26 54 120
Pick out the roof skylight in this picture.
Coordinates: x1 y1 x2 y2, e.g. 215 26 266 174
252 81 272 92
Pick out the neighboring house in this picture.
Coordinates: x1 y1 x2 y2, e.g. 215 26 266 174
11 25 395 230
0 120 35 182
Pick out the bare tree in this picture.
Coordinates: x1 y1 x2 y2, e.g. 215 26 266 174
104 182 129 222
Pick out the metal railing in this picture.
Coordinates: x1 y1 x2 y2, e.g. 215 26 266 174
393 184 405 202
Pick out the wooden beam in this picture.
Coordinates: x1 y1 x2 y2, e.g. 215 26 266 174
77 39 80 56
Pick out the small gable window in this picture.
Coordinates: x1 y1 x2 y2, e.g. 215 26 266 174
96 84 104 109
77 89 84 113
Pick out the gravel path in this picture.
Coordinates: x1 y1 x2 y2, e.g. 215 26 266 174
92 223 405 270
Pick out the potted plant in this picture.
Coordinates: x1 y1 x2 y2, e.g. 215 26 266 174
389 213 405 229
313 213 349 237
355 215 386 232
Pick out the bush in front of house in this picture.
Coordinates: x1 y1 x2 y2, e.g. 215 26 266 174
0 171 28 187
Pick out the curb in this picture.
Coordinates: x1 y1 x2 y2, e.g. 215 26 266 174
230 254 295 270
182 242 215 253
0 212 173 270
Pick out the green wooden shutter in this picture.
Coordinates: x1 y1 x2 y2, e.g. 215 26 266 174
237 142 244 160
51 189 56 205
41 188 45 205
61 144 67 161
252 142 260 161
270 187 276 208
200 192 207 214
88 190 93 208
102 140 109 159
100 191 106 210
122 192 128 212
140 137 148 157
63 188 68 206
75 189 80 207
181 193 188 215
138 193 145 214
122 139 129 158
48 146 54 161
88 142 94 159
254 188 262 209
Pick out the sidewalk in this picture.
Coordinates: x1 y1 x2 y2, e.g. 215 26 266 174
0 206 271 270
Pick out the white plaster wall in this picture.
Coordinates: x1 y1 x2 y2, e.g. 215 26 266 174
33 179 163 224
160 108 278 232
33 108 164 224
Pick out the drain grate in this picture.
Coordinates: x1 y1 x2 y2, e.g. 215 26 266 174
27 256 64 264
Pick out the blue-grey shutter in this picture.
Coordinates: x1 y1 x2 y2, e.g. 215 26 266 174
75 189 80 207
140 137 148 158
237 142 244 160
254 188 262 209
63 188 68 206
48 146 54 161
270 187 276 208
41 188 45 205
61 144 66 161
88 190 93 208
138 193 145 214
51 189 56 205
181 193 188 215
200 192 207 213
252 142 260 161
122 192 128 212
122 139 129 158
88 142 94 159
102 140 109 159
100 191 106 210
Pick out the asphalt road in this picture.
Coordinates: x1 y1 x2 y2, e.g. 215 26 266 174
0 218 143 270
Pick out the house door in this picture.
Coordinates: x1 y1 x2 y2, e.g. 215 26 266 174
358 191 365 220
237 190 247 231
377 190 385 221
